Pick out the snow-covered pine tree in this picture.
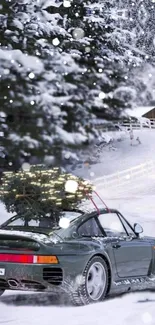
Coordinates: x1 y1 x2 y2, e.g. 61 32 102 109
121 0 155 57
81 0 147 118
58 0 146 120
114 0 155 106
0 0 95 171
1 0 153 173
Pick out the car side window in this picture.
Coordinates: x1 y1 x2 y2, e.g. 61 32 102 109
7 217 25 226
98 213 127 237
78 218 103 237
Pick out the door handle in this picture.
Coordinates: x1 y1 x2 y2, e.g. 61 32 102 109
112 244 121 249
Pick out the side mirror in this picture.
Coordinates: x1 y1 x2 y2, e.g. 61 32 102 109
134 223 143 235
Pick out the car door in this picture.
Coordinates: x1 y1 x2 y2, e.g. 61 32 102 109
98 212 152 278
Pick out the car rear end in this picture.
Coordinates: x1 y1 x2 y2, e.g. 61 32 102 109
0 232 64 293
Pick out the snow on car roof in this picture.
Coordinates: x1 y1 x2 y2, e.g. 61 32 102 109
0 229 56 243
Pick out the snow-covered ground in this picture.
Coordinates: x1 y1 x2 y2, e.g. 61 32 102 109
1 291 155 325
1 128 155 324
77 129 155 179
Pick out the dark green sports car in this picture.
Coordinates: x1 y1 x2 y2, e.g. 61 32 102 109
0 207 154 305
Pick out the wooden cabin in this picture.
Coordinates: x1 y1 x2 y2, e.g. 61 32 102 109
142 107 155 119
125 106 155 120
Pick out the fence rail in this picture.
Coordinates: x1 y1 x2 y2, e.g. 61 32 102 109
92 119 155 131
94 160 155 189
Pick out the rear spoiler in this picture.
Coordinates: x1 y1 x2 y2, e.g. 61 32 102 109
0 233 40 251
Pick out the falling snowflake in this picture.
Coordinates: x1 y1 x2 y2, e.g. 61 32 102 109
63 0 71 7
65 180 78 193
59 217 70 229
72 28 85 40
64 152 71 159
3 69 10 75
85 46 91 53
99 92 106 99
52 38 60 46
22 163 31 171
28 72 35 79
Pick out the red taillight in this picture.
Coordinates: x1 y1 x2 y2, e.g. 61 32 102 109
0 254 58 264
0 254 33 263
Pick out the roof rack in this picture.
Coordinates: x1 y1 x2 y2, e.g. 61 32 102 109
84 190 110 214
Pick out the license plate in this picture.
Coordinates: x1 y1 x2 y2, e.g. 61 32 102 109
0 268 5 276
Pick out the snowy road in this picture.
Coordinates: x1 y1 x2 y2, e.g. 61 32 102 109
1 290 155 325
76 129 155 179
1 129 155 324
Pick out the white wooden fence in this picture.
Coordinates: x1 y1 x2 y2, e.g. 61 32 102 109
93 118 155 131
94 160 155 190
118 119 155 131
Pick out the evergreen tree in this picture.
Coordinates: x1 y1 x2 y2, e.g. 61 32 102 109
59 0 145 119
0 0 153 174
0 0 95 172
114 0 155 106
0 165 93 218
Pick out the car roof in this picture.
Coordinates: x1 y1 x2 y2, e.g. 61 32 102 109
72 208 120 222
1 208 119 228
84 208 119 215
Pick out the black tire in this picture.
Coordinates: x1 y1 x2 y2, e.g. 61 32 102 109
0 289 5 297
69 256 109 306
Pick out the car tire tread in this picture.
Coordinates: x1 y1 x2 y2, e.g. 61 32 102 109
69 256 109 306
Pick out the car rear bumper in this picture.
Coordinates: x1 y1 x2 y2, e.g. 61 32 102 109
0 262 66 292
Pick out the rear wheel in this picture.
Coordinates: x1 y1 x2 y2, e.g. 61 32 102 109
0 290 5 297
69 257 109 306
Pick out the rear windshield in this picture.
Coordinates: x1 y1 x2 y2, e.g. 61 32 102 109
2 211 82 229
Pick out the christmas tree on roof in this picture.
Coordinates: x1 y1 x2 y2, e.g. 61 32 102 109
0 165 93 219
